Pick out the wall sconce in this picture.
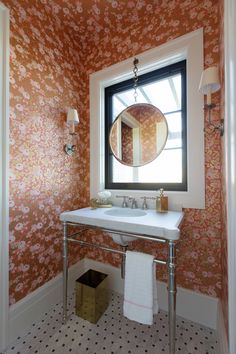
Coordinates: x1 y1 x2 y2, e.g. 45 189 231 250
64 108 79 156
199 66 224 136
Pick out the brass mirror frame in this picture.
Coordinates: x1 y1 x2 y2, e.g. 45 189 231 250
109 103 168 167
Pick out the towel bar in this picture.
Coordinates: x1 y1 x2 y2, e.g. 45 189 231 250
67 237 167 265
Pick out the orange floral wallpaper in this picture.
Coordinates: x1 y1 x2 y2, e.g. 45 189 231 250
3 0 89 304
138 110 160 164
121 123 133 165
3 0 224 305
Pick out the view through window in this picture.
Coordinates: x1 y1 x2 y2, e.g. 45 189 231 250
105 60 187 191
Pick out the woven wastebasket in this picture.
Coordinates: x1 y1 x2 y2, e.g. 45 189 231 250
75 269 110 323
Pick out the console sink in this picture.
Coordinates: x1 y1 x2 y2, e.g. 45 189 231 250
60 206 183 246
104 208 147 218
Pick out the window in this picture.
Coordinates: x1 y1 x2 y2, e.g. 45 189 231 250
90 29 205 209
105 60 187 191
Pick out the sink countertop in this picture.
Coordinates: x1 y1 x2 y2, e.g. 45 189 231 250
60 207 184 241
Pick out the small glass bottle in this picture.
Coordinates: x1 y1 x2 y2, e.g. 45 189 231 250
156 188 168 213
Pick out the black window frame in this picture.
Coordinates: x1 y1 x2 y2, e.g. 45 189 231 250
104 60 187 191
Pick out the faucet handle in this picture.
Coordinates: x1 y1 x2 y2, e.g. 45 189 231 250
128 197 138 209
116 195 129 208
140 196 156 209
140 196 148 209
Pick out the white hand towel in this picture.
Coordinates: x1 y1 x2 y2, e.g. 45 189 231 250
123 251 158 325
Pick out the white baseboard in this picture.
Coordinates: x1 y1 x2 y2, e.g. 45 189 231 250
7 258 219 350
8 260 86 346
217 301 229 354
83 258 218 329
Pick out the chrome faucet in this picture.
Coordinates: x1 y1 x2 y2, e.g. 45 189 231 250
129 197 138 209
116 195 129 208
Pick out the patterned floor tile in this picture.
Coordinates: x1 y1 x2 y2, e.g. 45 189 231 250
3 292 218 354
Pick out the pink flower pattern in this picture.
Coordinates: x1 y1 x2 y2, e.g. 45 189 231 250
2 0 224 306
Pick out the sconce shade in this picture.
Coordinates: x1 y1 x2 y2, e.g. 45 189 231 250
67 108 79 125
198 66 224 136
199 66 221 94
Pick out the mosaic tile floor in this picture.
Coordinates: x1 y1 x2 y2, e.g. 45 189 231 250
3 292 218 354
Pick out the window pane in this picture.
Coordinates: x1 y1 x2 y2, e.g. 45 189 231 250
114 88 147 109
113 73 182 116
113 96 126 118
105 60 187 190
112 157 133 182
165 112 182 149
142 74 181 112
111 148 182 184
138 149 182 183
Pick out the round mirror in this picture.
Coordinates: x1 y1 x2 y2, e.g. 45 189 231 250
109 103 168 167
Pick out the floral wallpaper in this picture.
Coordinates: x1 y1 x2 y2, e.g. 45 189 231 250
3 0 90 304
3 0 225 305
139 112 160 164
121 123 133 165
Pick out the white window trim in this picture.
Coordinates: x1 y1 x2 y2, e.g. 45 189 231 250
90 28 205 210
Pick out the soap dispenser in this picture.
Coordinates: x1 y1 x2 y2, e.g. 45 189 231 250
156 188 168 213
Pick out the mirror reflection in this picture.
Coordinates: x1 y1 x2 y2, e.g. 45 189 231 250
109 103 168 167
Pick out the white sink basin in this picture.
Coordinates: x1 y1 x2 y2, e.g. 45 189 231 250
104 208 147 218
109 233 137 246
105 209 147 245
104 208 143 245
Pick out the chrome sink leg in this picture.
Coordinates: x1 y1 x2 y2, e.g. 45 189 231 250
168 240 176 354
121 245 128 279
63 222 68 323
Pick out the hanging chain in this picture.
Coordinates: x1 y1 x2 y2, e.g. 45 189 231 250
133 58 139 102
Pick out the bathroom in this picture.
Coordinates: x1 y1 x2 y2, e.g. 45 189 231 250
0 0 235 353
